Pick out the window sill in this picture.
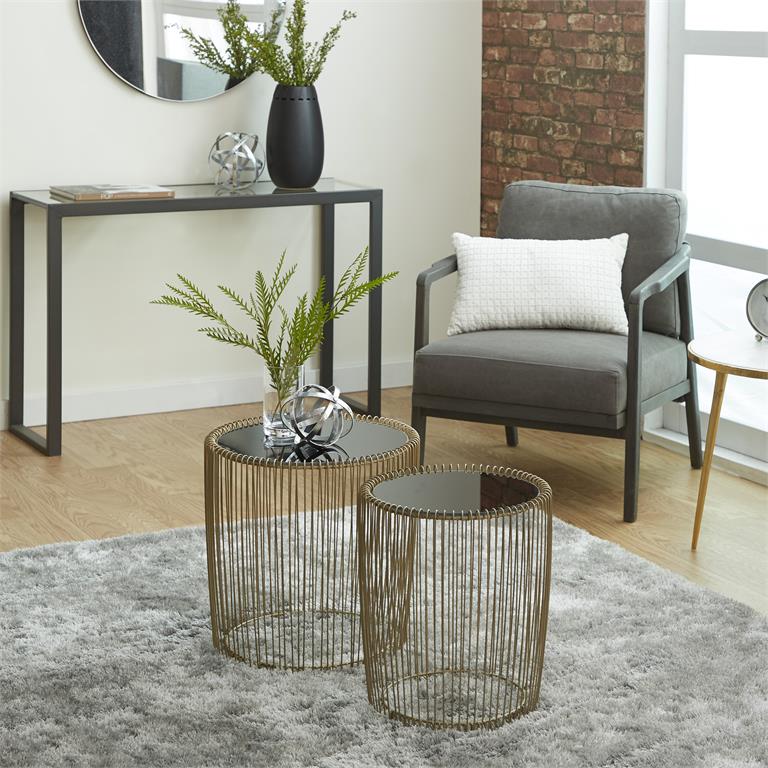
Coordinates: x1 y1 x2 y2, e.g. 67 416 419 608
643 426 768 487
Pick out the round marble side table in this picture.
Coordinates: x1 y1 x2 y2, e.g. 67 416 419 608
688 331 768 550
204 415 419 670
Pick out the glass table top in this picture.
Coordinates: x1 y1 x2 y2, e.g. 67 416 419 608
371 470 540 516
217 420 409 464
13 178 379 208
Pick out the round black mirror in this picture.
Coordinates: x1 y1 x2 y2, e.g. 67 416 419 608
78 0 282 102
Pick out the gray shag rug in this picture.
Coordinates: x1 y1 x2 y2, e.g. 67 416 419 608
1 519 766 768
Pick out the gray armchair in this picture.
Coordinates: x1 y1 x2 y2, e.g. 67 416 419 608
412 181 703 523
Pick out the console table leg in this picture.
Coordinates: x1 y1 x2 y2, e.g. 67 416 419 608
368 193 383 416
320 204 335 390
9 198 25 428
46 211 63 456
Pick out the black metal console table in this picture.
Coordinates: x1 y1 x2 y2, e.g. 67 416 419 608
9 179 383 456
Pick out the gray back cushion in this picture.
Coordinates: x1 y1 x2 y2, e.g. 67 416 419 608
496 181 686 337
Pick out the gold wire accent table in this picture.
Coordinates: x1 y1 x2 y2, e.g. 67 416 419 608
204 415 419 670
358 465 553 730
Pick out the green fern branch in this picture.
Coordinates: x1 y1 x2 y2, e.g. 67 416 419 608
182 0 356 86
152 249 397 399
179 0 286 80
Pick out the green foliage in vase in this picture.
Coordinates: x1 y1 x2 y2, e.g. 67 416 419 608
259 0 357 86
151 249 396 401
178 0 285 81
180 0 355 86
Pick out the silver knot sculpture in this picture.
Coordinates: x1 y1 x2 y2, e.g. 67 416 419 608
281 384 354 448
208 132 264 190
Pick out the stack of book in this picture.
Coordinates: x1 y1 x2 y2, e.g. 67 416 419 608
49 185 175 202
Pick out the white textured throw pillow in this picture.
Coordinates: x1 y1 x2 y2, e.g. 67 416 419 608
447 232 630 336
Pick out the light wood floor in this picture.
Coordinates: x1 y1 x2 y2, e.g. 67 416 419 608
1 387 766 614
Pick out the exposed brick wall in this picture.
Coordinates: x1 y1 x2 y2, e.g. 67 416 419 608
481 0 646 235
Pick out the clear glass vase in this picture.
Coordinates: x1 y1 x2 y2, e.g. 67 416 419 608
262 363 305 445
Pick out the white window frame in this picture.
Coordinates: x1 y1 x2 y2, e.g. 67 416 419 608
644 0 768 476
665 0 768 274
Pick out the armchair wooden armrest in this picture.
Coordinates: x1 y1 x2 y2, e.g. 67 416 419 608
414 254 458 353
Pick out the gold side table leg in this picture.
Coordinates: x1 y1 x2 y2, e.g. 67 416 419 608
691 371 728 550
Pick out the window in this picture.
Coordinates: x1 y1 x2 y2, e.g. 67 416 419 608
685 0 768 33
666 0 768 272
682 55 768 251
661 0 768 463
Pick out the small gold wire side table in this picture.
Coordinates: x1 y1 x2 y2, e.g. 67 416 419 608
204 415 419 671
358 465 552 730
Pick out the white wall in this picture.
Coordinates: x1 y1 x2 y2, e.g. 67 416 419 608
0 0 481 427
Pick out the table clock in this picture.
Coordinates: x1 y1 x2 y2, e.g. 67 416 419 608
746 278 768 341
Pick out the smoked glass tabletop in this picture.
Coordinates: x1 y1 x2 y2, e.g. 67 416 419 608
369 469 541 518
217 419 410 464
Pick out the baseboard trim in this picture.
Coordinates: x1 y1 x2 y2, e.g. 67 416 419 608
643 426 768 487
0 361 414 430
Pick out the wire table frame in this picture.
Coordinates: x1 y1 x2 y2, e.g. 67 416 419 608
358 465 553 730
204 415 420 671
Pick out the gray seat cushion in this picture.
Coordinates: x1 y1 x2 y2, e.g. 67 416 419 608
413 329 687 416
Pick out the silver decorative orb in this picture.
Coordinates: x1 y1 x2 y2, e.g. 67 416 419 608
281 385 354 447
208 132 264 190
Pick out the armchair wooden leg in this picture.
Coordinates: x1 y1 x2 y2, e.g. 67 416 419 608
679 268 703 470
505 425 519 447
623 416 641 523
411 406 426 464
685 391 703 469
684 369 703 469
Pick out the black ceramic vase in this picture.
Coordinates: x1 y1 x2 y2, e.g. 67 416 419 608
266 84 324 189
